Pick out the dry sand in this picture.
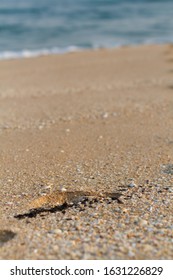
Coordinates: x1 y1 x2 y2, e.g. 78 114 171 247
0 44 173 259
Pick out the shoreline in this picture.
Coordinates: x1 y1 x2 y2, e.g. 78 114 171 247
0 44 173 259
0 42 171 61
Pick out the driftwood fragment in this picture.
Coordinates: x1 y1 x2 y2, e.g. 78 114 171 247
29 190 124 210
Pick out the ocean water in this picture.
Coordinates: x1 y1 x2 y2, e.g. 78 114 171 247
0 0 173 59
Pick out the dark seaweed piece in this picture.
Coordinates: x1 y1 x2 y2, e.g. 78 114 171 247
0 230 16 246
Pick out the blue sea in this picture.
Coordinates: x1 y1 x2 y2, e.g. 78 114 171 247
0 0 173 59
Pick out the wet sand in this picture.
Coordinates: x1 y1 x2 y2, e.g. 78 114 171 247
0 44 173 259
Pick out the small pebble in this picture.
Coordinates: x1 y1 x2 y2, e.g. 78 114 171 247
128 182 136 188
54 229 63 235
139 219 148 227
102 112 109 119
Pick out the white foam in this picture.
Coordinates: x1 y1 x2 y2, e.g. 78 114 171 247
0 39 172 61
0 46 81 60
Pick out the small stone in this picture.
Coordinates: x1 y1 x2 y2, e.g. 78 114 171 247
102 112 109 119
47 229 62 235
59 186 67 192
139 219 148 227
53 245 59 252
162 164 173 175
54 229 63 235
38 125 44 130
128 250 135 257
127 179 136 188
114 207 121 213
128 182 136 188
122 208 128 213
5 202 13 205
43 185 52 190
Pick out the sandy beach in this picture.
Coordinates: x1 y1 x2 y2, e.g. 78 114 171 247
0 44 173 259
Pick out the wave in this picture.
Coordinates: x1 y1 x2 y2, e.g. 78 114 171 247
0 39 172 60
0 46 82 60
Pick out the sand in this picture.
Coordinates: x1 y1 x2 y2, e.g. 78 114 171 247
0 44 173 259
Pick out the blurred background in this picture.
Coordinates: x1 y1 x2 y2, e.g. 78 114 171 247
0 0 173 59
